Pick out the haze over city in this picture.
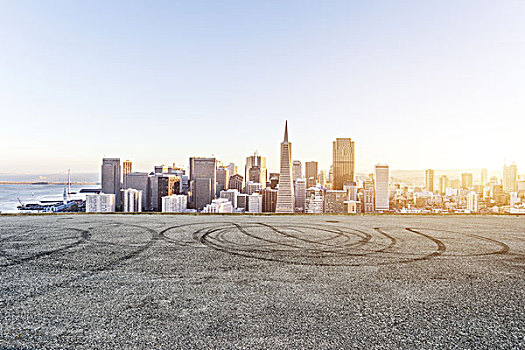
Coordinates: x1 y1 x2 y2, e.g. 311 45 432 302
1 0 524 174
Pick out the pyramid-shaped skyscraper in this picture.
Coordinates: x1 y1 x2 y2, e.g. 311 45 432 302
276 121 295 213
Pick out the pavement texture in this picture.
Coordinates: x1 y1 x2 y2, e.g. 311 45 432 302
0 214 524 349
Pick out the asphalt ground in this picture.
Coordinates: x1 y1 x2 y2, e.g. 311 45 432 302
0 214 524 349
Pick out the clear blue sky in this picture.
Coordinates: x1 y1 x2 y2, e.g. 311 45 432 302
1 0 524 174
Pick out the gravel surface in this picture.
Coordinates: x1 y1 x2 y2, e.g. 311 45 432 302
0 214 524 349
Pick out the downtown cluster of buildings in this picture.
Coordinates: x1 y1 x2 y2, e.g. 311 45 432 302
86 121 523 215
394 164 525 214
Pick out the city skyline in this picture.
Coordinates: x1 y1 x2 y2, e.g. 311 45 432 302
1 1 524 174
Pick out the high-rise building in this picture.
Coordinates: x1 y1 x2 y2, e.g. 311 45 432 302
461 173 473 190
122 160 132 188
227 163 237 176
246 182 263 195
374 164 389 211
467 191 479 212
86 194 115 213
245 151 267 190
425 169 434 192
324 190 348 213
481 168 488 186
292 161 302 182
124 172 150 211
305 161 318 188
276 121 294 213
161 194 187 213
189 157 217 210
439 175 449 195
216 166 230 196
294 178 307 212
122 188 142 212
248 193 263 213
228 174 244 192
203 198 233 213
236 193 249 212
101 158 121 209
503 163 518 193
306 186 324 213
220 189 239 208
318 170 327 187
332 138 355 190
261 188 278 212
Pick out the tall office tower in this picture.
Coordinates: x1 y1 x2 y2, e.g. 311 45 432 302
318 170 327 187
248 193 263 213
220 189 239 208
461 173 473 190
101 158 121 209
503 163 518 193
374 164 390 211
294 178 307 212
122 160 132 188
86 194 115 213
481 168 488 186
227 163 237 176
245 151 267 189
425 169 434 192
467 191 479 212
276 121 295 213
261 188 278 212
228 174 244 192
292 161 302 182
439 175 450 195
124 172 151 211
305 161 318 188
122 189 142 212
161 194 187 213
189 157 217 210
332 138 355 190
216 166 230 196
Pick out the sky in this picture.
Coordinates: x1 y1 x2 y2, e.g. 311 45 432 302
0 0 524 175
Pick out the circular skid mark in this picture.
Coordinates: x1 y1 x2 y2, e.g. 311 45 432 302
196 223 444 266
0 222 160 306
406 227 510 257
0 227 89 267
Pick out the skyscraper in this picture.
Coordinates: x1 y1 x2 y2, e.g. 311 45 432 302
189 157 217 210
305 161 318 188
439 175 449 195
228 174 244 192
481 168 488 186
101 158 121 209
124 172 150 210
216 166 230 196
245 151 267 190
374 164 389 211
123 160 132 188
227 163 237 177
292 160 302 182
503 163 518 193
462 173 473 190
332 138 355 190
425 169 434 192
276 121 294 213
294 178 306 212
